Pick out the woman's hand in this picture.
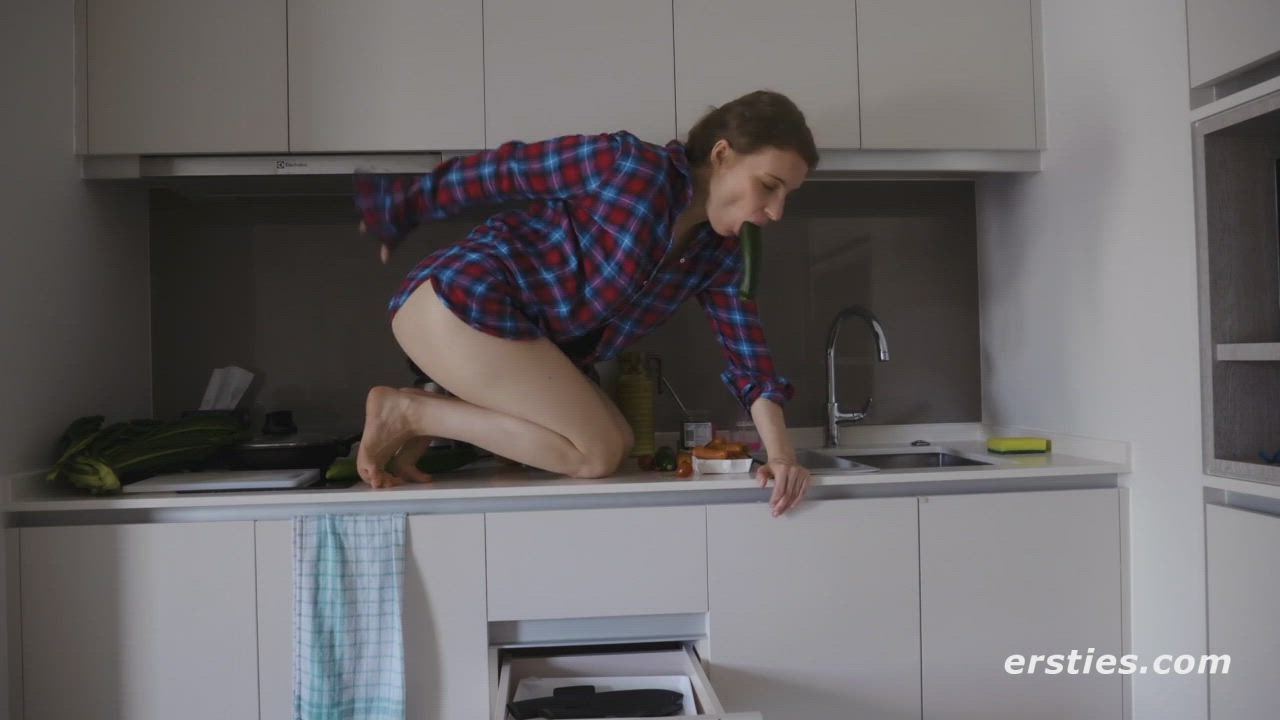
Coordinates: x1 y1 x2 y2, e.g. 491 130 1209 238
757 457 811 516
358 220 400 265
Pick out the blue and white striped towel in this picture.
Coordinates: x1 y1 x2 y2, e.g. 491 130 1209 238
294 514 406 720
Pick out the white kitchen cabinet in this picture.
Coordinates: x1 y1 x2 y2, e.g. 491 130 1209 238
486 506 707 621
1205 503 1280 719
673 0 859 147
706 498 921 720
918 489 1123 720
257 514 490 720
483 0 677 145
288 0 485 152
856 0 1039 150
1187 0 1280 87
82 0 288 154
19 522 259 720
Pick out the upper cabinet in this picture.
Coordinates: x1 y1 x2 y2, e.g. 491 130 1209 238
673 0 860 149
288 0 485 152
483 0 676 145
1187 0 1280 88
857 0 1039 150
78 0 1044 160
83 0 288 155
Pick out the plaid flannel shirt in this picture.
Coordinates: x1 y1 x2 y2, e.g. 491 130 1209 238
354 131 793 408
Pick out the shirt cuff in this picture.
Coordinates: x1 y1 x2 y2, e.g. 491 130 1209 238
721 369 795 409
353 172 418 240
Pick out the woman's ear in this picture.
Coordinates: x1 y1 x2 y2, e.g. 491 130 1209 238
710 138 734 169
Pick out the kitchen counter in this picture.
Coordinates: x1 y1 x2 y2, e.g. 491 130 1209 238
2 432 1130 524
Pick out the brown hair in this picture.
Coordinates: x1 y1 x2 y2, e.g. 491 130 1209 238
685 90 819 170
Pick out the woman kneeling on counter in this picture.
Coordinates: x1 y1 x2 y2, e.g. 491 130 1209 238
353 90 815 517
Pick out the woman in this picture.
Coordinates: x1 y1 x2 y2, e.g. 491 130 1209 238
355 90 817 516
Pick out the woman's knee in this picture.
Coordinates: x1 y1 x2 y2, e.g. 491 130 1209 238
570 434 630 479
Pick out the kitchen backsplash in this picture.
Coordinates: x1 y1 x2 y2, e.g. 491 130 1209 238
150 180 978 435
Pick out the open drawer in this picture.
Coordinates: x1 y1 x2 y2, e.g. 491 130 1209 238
491 642 762 720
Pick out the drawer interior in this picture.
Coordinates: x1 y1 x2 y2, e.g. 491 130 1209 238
492 641 726 720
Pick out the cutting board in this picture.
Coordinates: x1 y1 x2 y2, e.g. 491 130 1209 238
121 468 321 493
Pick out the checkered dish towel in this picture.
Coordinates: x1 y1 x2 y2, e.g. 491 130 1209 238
294 514 407 720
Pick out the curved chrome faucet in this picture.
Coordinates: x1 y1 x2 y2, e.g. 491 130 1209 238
825 305 890 448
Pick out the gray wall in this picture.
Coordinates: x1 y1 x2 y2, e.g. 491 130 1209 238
151 181 978 435
1 0 152 712
975 1 1203 717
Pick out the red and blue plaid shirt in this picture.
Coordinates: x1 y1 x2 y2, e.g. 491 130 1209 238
354 131 794 409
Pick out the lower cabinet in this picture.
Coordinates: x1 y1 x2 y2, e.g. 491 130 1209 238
257 514 489 720
13 488 1125 720
1205 503 1280 719
19 522 260 720
918 489 1123 720
706 498 922 719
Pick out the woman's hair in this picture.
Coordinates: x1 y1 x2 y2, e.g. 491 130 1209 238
685 90 819 170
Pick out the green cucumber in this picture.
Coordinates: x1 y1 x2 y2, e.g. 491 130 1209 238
738 221 762 300
324 445 481 482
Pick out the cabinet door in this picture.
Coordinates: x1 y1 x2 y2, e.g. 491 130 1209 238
919 489 1122 720
1188 0 1280 87
85 0 287 154
706 498 921 720
484 0 676 145
20 522 259 720
857 0 1037 149
256 515 489 720
486 506 707 621
1206 503 1280 719
674 0 859 148
288 0 485 152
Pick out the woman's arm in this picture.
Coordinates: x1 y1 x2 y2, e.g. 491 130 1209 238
355 132 625 242
750 396 796 463
750 397 810 516
695 273 812 516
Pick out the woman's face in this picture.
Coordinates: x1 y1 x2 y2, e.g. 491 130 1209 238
704 140 809 237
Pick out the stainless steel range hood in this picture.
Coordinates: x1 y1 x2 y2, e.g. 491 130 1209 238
80 152 446 197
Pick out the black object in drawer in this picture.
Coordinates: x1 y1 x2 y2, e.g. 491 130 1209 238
507 686 684 718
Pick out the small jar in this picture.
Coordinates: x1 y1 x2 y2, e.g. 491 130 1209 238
681 411 714 449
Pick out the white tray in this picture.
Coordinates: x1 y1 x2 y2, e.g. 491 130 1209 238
121 468 320 493
693 457 754 474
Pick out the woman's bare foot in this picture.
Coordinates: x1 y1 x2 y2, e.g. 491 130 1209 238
388 435 435 484
358 386 428 488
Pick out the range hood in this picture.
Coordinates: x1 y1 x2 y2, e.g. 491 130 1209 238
80 148 1042 198
80 152 447 197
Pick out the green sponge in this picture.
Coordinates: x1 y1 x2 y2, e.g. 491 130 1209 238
987 436 1052 454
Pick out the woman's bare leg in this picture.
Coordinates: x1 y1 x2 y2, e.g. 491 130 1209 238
356 285 634 487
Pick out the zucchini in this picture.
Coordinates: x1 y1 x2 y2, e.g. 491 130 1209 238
324 445 481 483
738 221 762 300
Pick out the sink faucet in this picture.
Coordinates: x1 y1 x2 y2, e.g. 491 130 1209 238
825 305 890 448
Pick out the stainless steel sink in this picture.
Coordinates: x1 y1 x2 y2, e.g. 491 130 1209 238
793 448 992 473
846 452 991 469
792 449 879 473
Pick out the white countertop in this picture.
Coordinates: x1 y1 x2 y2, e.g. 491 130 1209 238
3 437 1130 515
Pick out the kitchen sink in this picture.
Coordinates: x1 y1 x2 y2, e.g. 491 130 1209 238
845 452 991 469
791 449 879 473
793 448 992 473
